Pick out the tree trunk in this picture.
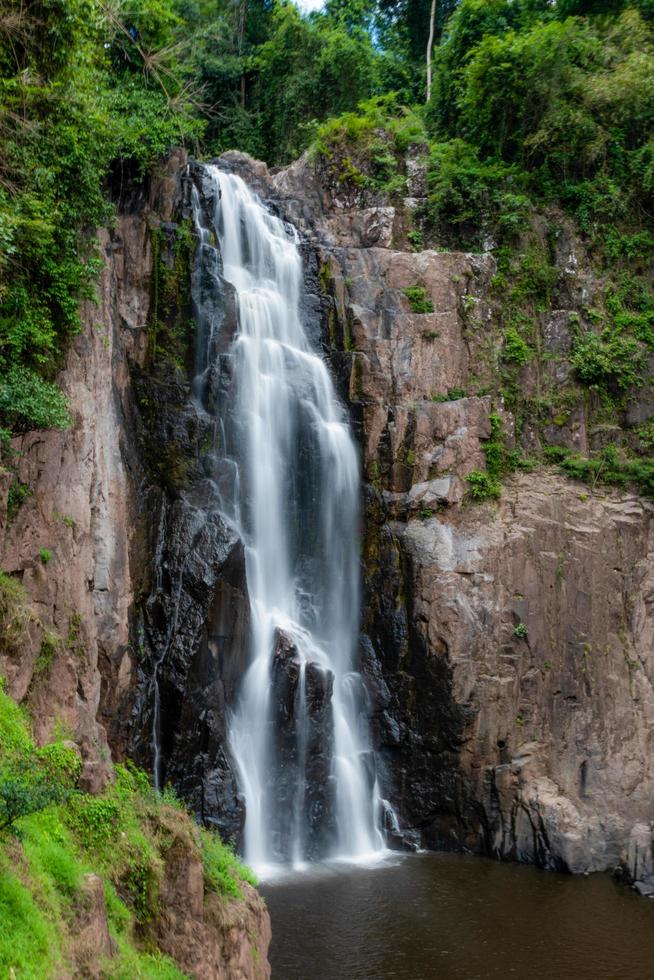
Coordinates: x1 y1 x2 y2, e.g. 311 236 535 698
239 0 248 109
426 0 437 104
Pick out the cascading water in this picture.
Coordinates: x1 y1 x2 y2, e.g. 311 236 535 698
190 164 387 870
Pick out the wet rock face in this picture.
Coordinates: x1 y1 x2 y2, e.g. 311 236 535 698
269 630 336 860
117 162 254 843
133 505 249 843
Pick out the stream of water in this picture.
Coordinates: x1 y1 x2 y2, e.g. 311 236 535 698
190 165 388 870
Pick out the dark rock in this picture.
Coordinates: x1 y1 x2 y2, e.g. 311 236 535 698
268 630 336 860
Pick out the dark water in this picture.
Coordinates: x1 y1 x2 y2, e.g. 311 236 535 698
261 852 654 980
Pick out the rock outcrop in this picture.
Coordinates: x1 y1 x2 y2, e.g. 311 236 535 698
3 136 653 906
221 149 654 879
0 151 271 976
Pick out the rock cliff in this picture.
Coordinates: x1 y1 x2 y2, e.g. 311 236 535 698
260 149 654 883
2 142 653 908
0 151 271 978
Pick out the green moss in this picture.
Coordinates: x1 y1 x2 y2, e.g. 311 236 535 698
148 221 195 374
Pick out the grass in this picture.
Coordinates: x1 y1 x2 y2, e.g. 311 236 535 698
402 285 434 314
201 829 258 900
0 861 63 978
0 678 257 978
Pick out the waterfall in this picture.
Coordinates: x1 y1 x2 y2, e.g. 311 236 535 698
190 164 386 870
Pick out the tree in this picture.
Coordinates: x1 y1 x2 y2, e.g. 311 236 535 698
426 0 437 102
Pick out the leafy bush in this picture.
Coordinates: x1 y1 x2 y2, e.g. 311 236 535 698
312 94 425 194
0 367 71 433
36 743 82 789
425 139 531 246
6 480 31 520
466 469 501 501
544 442 654 498
0 759 70 835
503 327 534 365
570 329 644 391
432 387 468 402
402 285 435 314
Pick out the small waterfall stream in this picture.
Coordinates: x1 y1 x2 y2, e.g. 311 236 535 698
190 164 386 870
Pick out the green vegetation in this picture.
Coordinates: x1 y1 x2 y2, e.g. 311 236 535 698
0 0 418 441
466 412 535 501
432 388 467 402
4 0 653 485
466 469 502 502
402 285 435 314
544 443 654 497
312 94 425 195
514 623 529 639
0 572 32 658
570 328 643 391
0 679 255 978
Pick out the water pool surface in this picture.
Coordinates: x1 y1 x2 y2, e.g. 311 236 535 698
261 852 654 980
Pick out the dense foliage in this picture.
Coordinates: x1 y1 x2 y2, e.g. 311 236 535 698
2 0 654 502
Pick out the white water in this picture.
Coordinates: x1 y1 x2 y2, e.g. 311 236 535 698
192 165 386 870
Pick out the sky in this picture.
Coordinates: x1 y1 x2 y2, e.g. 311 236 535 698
294 0 326 11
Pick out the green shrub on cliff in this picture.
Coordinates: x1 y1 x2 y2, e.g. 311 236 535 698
402 285 434 314
425 139 531 246
545 443 654 498
466 469 501 501
570 329 644 391
312 94 425 195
